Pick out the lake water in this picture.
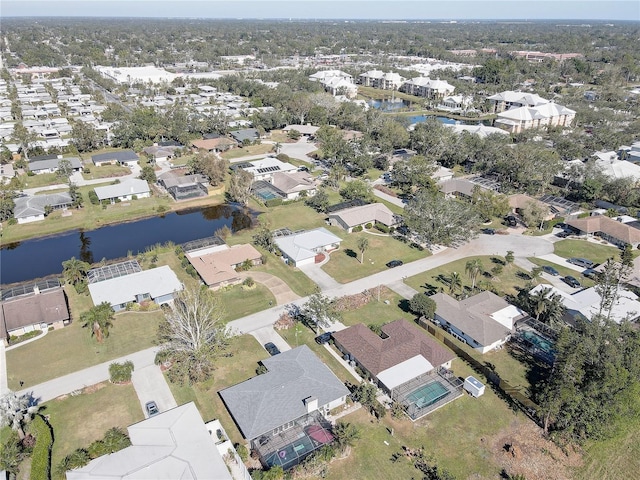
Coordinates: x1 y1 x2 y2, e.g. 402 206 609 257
0 204 254 285
367 99 490 126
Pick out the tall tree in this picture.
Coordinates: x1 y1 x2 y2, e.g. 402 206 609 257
228 169 253 205
465 259 483 292
301 292 341 333
81 302 115 343
0 182 16 222
404 190 480 247
357 237 369 264
157 286 231 385
62 256 91 287
449 272 462 295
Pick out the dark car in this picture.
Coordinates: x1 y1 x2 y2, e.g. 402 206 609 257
563 275 581 288
555 231 570 238
386 259 403 268
264 342 281 356
482 228 496 235
145 401 159 417
542 265 559 276
315 332 334 345
583 268 599 279
567 257 594 269
506 215 517 227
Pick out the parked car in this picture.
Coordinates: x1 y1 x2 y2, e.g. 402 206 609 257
555 231 570 238
482 228 496 235
506 215 517 227
582 268 599 279
264 342 281 356
542 265 559 276
315 332 334 345
563 275 581 288
567 257 594 269
145 401 159 417
386 259 403 268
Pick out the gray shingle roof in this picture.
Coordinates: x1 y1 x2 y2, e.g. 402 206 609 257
28 157 82 173
14 192 73 219
92 149 139 163
219 345 349 440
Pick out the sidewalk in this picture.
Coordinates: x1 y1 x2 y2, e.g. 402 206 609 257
0 343 8 395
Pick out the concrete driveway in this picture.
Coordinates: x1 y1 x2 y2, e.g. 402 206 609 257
249 326 291 353
298 262 341 290
131 364 177 418
278 138 317 163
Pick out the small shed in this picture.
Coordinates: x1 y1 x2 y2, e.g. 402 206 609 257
463 376 485 398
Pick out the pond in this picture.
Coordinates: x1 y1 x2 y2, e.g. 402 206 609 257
0 204 255 285
367 98 412 111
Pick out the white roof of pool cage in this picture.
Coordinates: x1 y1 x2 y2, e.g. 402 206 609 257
377 355 434 391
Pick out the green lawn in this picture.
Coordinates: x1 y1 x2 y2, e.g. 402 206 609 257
6 309 163 389
404 255 543 298
166 334 269 445
219 283 275 322
82 164 131 180
322 231 429 283
528 257 596 288
21 172 65 189
220 143 275 160
339 287 414 327
252 249 317 296
42 382 143 479
553 239 620 265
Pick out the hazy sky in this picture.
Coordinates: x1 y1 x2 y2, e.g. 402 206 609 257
2 1 639 21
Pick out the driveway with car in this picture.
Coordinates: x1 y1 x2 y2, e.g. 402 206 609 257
131 364 177 418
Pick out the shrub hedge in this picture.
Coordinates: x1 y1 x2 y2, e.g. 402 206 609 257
29 415 53 480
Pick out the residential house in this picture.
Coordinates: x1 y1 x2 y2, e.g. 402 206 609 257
282 124 320 137
1 285 69 344
187 244 262 289
14 192 73 224
269 171 317 200
592 150 640 181
274 227 342 267
219 345 349 470
91 150 139 167
444 123 509 138
328 202 400 232
143 143 182 162
158 171 209 201
66 402 232 480
229 128 260 145
93 178 150 204
322 76 358 98
438 94 472 112
438 178 482 199
88 264 182 311
508 194 554 222
431 291 527 353
191 137 236 153
238 157 298 182
28 155 83 175
565 215 640 248
358 70 404 90
401 77 455 99
487 91 549 113
332 320 460 420
530 284 640 325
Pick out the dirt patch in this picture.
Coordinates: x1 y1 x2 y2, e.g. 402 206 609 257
492 421 582 480
82 382 107 395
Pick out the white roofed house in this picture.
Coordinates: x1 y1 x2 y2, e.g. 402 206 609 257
238 157 298 182
494 102 576 134
28 155 83 175
401 77 455 99
438 94 473 112
274 227 342 267
487 91 549 113
88 263 183 312
13 192 73 224
94 178 150 204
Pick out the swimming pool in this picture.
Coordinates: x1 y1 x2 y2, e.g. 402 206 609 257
521 330 554 354
406 380 450 409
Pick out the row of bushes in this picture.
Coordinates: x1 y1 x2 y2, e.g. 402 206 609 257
109 361 134 384
29 415 54 480
57 428 131 477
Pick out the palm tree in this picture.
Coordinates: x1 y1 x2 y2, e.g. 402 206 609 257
542 293 565 326
530 288 551 321
530 266 543 284
449 271 462 295
81 302 115 343
62 256 90 287
0 391 41 440
333 421 360 453
465 259 484 292
357 237 369 264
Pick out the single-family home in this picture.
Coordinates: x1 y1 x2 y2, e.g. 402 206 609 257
28 155 83 175
143 143 182 162
274 227 342 267
438 178 480 199
332 320 460 420
438 94 472 112
66 402 232 480
88 264 182 311
592 151 640 181
219 345 349 470
191 137 237 152
431 291 527 353
508 194 554 222
14 192 73 224
565 215 640 248
93 178 150 204
269 171 317 200
158 171 209 200
237 157 298 181
530 284 640 325
444 123 510 138
91 150 139 167
328 202 400 232
282 124 320 137
187 244 262 289
229 128 260 145
1 285 69 344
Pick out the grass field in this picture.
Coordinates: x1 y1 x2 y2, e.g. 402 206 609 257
82 164 131 180
21 172 64 189
6 307 163 389
219 283 276 322
43 382 143 479
220 143 275 160
553 239 620 265
322 231 429 283
339 287 414 327
404 255 540 298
